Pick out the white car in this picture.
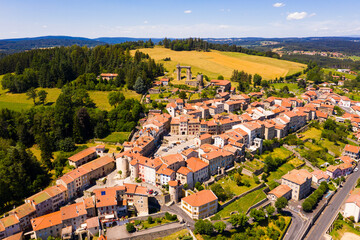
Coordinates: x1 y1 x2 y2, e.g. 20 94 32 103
355 168 358 172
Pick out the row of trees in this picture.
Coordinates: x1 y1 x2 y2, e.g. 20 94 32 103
0 44 164 93
302 182 328 212
160 38 280 59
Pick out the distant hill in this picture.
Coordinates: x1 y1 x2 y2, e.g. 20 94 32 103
0 36 104 54
1 35 360 56
94 37 163 44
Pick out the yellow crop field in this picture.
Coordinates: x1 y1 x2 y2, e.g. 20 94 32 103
133 46 306 80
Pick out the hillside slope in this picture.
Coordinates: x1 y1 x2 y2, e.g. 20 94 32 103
134 46 306 80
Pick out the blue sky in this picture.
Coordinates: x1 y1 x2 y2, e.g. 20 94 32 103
0 0 359 39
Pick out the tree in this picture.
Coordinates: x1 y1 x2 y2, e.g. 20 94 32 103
253 74 262 86
147 216 153 224
234 172 242 186
302 201 313 212
297 79 306 89
266 205 275 216
214 221 226 234
26 87 37 105
228 213 248 229
126 223 136 233
275 197 288 211
195 182 204 191
194 219 214 235
250 208 266 222
37 90 48 105
179 91 187 100
58 138 76 152
217 75 224 80
108 91 125 108
134 77 147 94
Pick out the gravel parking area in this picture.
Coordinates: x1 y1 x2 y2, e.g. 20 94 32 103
155 135 197 157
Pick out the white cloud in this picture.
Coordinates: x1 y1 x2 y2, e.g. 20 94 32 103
309 13 316 17
42 25 47 28
144 20 148 24
287 12 308 20
273 2 285 7
184 10 192 14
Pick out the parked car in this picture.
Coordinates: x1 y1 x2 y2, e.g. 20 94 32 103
148 189 153 194
355 167 358 172
153 191 158 196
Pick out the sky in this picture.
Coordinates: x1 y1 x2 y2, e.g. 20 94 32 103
0 0 360 39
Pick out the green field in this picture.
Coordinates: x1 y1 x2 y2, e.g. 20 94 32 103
0 78 141 112
133 46 306 81
324 68 357 80
97 132 130 143
267 163 295 182
218 188 266 218
218 175 258 197
260 147 293 161
272 83 301 92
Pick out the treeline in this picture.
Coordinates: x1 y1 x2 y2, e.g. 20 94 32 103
302 182 328 212
0 142 50 211
281 53 360 70
159 38 280 58
0 87 143 211
0 42 164 93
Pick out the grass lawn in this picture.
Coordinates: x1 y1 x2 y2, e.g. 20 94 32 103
0 75 141 112
267 163 295 182
218 187 266 218
288 158 304 168
324 68 357 80
330 220 360 240
260 147 292 160
157 229 190 240
97 132 130 143
304 141 323 151
218 175 258 196
272 83 300 92
300 127 322 141
150 93 171 100
132 46 305 81
244 159 265 171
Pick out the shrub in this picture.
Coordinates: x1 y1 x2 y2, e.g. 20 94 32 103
126 223 136 233
195 219 214 235
147 216 153 224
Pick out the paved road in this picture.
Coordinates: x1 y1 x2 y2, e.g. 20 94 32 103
305 168 360 240
283 209 307 240
161 203 195 229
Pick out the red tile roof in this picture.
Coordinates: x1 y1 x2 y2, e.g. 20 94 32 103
182 190 217 207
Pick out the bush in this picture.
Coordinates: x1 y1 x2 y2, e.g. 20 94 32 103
195 182 204 191
195 219 214 235
253 175 260 184
134 220 141 226
147 216 153 224
126 223 136 233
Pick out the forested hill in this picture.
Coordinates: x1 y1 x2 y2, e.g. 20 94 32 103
0 36 164 54
0 36 103 54
0 41 164 93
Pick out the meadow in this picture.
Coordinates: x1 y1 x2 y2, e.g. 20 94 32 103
0 77 141 112
133 46 306 81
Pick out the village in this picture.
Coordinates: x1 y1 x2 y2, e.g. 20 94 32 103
2 72 360 240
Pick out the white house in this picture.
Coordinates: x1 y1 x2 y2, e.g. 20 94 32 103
344 192 360 222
